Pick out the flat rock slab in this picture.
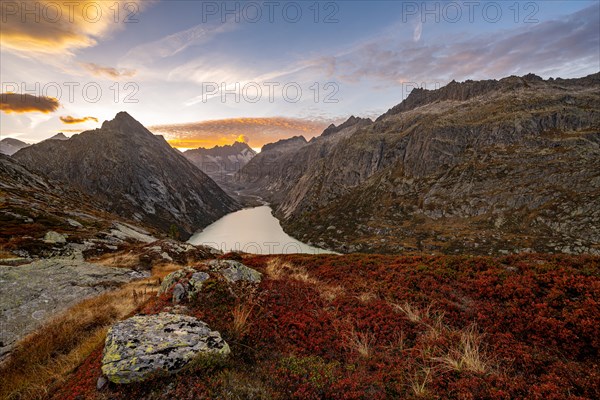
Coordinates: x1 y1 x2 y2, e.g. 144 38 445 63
0 259 145 360
101 313 230 383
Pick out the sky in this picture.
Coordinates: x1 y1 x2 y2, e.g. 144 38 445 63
1 0 599 149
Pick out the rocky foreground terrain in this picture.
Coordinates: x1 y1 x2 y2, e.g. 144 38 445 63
13 112 240 239
0 154 221 359
239 73 600 255
2 252 594 400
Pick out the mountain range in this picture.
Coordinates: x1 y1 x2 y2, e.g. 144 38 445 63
13 112 239 239
238 73 600 255
183 141 256 185
0 138 29 156
3 73 599 255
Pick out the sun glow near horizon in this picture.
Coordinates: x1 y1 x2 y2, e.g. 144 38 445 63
153 116 329 150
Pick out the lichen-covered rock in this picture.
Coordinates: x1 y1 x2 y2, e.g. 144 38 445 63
158 267 196 295
158 268 210 302
101 313 230 383
207 260 262 283
43 231 66 243
172 283 187 303
189 271 210 297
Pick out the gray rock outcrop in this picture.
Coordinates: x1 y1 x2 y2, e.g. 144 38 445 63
207 260 263 283
158 260 261 302
101 313 230 383
0 259 146 359
43 231 67 244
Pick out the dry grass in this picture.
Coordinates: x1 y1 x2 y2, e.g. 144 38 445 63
265 258 293 280
390 301 433 323
0 261 173 400
266 258 345 301
433 324 490 374
347 330 376 358
357 292 377 303
386 330 406 353
320 284 345 302
389 301 492 381
0 249 17 259
424 312 447 342
152 262 186 281
289 270 319 285
93 251 141 269
230 303 254 339
410 366 432 397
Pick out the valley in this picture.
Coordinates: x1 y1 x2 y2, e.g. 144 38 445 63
236 73 600 256
1 53 599 400
2 0 600 397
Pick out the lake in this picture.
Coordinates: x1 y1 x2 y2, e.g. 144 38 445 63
187 206 334 254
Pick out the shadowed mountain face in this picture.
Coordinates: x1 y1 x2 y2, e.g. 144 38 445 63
183 141 256 185
238 73 600 255
13 112 239 239
0 138 29 156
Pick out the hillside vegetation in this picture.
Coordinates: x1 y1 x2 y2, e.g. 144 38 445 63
37 253 600 400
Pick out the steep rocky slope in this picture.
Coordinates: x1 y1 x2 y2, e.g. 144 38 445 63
1 154 224 360
183 141 256 185
237 119 371 204
13 112 239 239
0 153 155 260
237 135 309 203
238 73 600 255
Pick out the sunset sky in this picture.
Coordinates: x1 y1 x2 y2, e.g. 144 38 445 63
1 0 598 148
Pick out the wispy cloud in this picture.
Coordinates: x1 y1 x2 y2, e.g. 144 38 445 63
0 93 60 114
126 21 237 63
59 115 99 124
81 63 136 79
174 5 598 112
1 0 149 56
328 4 600 84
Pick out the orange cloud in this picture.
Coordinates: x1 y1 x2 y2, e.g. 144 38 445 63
0 93 60 114
60 115 98 124
151 117 329 149
1 1 147 55
81 62 136 79
236 134 249 143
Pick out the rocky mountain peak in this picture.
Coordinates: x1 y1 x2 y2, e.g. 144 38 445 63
48 132 68 140
100 112 149 136
231 141 252 150
13 112 239 239
185 141 255 157
183 141 256 186
321 116 373 137
522 73 544 82
377 73 560 121
261 135 307 153
0 138 30 156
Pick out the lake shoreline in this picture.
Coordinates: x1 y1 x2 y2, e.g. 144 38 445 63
188 205 335 255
